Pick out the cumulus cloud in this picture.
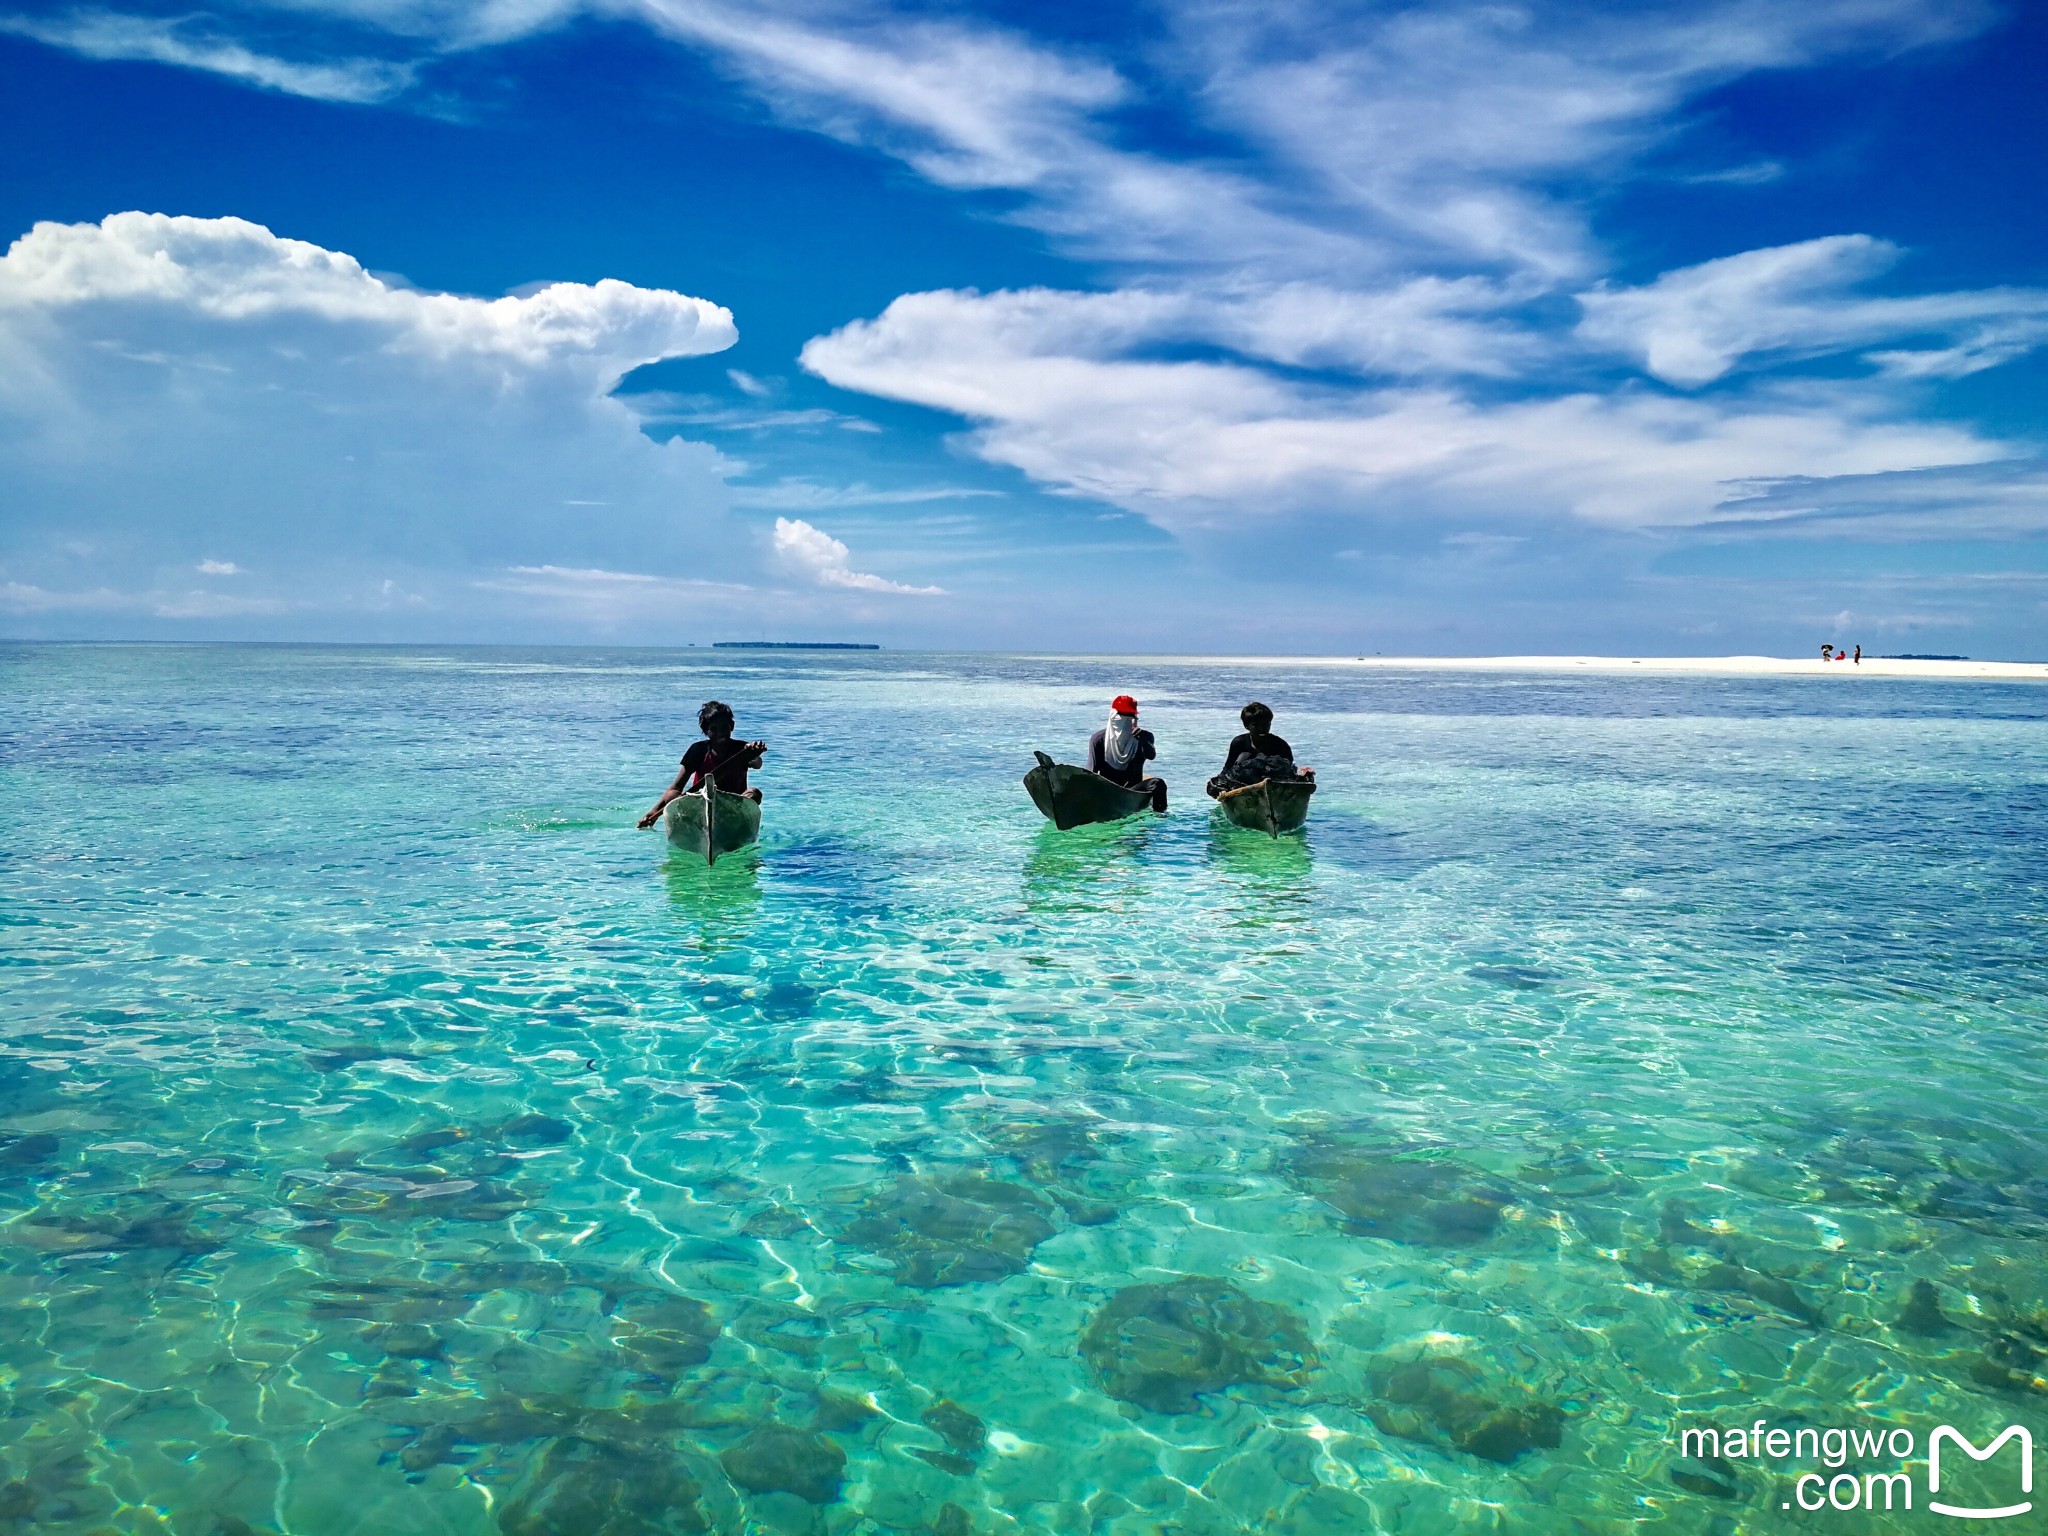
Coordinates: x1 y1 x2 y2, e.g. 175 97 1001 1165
9 0 2041 641
0 213 748 634
0 212 733 382
1577 236 2048 385
772 517 943 593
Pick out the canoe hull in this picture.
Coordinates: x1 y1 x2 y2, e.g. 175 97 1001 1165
1217 778 1315 837
1023 750 1154 829
664 786 762 865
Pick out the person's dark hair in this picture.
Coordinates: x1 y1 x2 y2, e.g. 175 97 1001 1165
1241 701 1274 731
698 700 735 732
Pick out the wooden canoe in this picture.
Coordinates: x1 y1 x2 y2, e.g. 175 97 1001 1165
1216 777 1315 837
1023 750 1154 829
664 783 762 865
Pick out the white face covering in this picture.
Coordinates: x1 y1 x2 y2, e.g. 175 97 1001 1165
1103 709 1141 770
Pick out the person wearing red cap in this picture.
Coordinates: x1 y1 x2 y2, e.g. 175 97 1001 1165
1087 695 1167 811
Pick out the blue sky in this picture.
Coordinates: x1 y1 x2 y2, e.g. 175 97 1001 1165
1 0 2043 653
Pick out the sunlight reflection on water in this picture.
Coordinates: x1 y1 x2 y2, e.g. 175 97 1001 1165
1 644 2044 1534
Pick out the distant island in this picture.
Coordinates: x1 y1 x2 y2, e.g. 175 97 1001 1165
713 641 881 650
1880 654 1969 661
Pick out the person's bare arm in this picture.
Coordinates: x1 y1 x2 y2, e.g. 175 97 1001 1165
637 743 767 828
637 765 693 829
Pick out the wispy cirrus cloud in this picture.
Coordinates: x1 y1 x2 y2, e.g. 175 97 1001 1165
0 10 414 101
473 563 756 624
1707 460 2048 539
1577 236 2048 386
733 479 1000 511
0 577 288 617
801 285 2009 530
622 392 880 433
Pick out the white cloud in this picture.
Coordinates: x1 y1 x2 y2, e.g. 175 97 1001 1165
0 212 733 383
197 558 244 575
1178 1 1981 280
0 578 287 617
0 580 132 614
802 285 2008 530
772 517 943 593
1707 459 2048 538
623 392 877 432
0 10 414 101
500 563 747 586
1577 235 2048 385
7 0 2039 644
473 563 756 625
0 213 752 632
148 589 292 618
734 479 1000 511
8 1 1995 296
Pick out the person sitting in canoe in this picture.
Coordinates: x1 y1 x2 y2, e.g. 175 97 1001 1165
637 700 765 829
1206 702 1312 798
1088 694 1167 812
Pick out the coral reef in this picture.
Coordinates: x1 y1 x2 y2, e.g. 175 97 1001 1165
719 1425 846 1504
1363 1353 1564 1464
839 1173 1057 1287
1284 1136 1512 1246
1080 1277 1317 1414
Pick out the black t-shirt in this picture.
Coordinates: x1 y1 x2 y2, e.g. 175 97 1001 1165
1223 731 1292 770
682 737 757 793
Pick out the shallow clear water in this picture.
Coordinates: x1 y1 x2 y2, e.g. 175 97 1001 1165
3 644 2046 1535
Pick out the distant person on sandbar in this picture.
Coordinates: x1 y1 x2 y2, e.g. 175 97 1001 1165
638 700 765 828
1821 644 1834 661
1088 695 1167 812
1207 702 1314 798
1853 645 1862 664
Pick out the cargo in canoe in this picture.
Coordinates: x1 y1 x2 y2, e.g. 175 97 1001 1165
1023 750 1154 830
1216 777 1315 837
664 783 762 865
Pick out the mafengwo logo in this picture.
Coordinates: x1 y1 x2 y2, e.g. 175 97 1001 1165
1929 1427 2033 1520
1675 1421 2033 1517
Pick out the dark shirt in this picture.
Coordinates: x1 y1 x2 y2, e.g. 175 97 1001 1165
1087 726 1157 787
1222 731 1292 773
681 737 758 793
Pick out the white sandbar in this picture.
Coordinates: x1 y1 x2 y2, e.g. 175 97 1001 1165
1070 654 2048 681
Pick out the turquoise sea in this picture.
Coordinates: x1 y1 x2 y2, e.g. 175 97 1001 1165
3 643 2046 1535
